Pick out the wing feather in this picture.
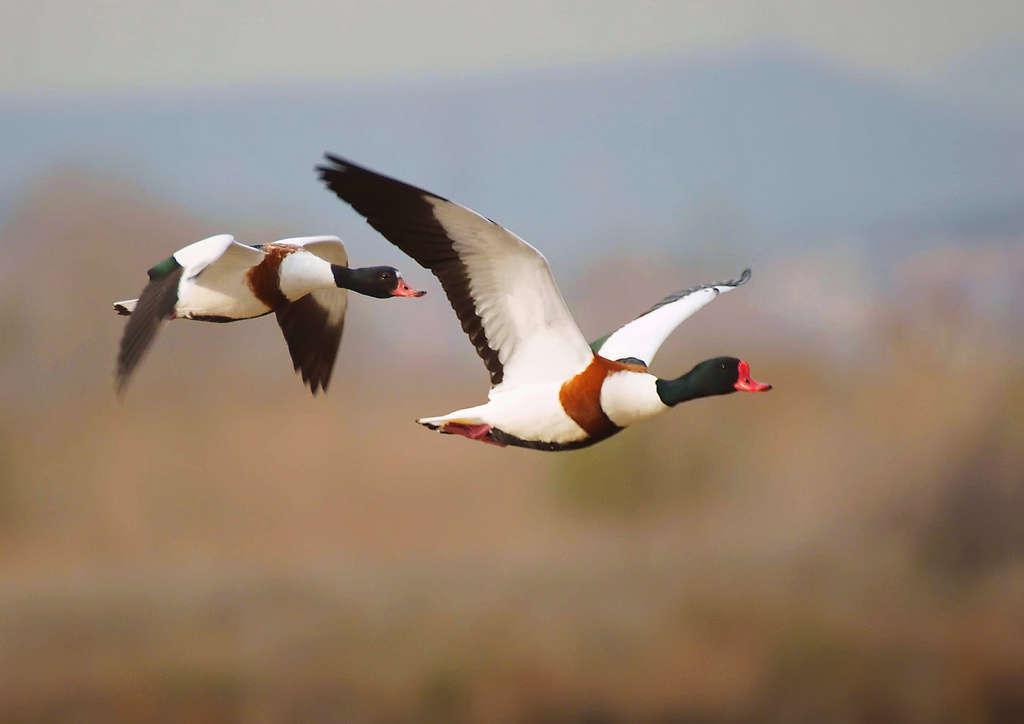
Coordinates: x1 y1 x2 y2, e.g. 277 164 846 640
273 235 349 267
264 235 348 393
115 266 184 393
275 292 346 394
187 239 266 286
316 155 592 387
270 236 349 394
595 269 751 366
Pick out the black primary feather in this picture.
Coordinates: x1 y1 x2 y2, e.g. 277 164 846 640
275 294 344 395
115 266 183 394
316 154 505 385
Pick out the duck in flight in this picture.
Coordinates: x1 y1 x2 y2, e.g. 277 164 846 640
113 234 424 395
317 155 770 451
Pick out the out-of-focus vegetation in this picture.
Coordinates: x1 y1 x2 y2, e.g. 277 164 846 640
0 171 1022 722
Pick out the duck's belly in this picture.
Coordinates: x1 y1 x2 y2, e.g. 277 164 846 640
485 384 589 445
176 278 270 320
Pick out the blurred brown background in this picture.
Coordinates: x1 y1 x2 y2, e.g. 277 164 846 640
2 2 1024 722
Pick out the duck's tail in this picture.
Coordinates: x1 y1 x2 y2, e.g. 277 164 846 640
417 410 487 431
113 298 138 316
417 414 504 446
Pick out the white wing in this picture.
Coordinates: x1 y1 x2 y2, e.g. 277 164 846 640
595 269 751 366
274 235 348 267
172 233 265 284
427 196 594 388
318 156 594 388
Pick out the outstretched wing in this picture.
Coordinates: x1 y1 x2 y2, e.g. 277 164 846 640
115 265 184 393
593 269 751 366
316 154 593 388
271 236 349 394
178 234 265 287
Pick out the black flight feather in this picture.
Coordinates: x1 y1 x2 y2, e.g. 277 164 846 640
316 154 505 385
115 266 183 394
275 294 344 395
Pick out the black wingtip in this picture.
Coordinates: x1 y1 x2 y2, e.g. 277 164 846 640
113 354 136 397
291 360 328 396
315 153 455 208
633 267 754 319
317 152 351 177
308 374 330 396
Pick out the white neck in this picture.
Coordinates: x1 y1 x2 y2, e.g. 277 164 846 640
277 252 336 301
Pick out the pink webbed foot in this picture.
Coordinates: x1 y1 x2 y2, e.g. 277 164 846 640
440 422 507 447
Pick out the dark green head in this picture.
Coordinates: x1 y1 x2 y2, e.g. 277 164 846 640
656 357 772 407
331 265 426 299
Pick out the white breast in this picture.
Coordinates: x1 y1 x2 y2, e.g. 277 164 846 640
599 371 668 428
277 251 336 301
487 383 588 443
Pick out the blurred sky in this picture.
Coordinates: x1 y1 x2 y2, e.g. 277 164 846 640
4 0 1023 95
1 1 1022 287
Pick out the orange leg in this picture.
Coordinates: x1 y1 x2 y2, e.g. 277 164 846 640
440 422 507 447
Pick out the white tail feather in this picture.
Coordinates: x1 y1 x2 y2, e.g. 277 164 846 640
417 413 486 430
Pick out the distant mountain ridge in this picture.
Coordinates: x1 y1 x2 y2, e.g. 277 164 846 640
2 48 1021 263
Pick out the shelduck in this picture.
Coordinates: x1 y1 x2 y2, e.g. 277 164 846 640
113 234 424 394
317 155 771 451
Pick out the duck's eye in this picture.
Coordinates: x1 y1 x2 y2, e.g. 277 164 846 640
378 271 389 280
720 362 726 370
